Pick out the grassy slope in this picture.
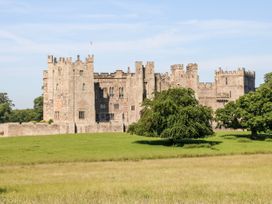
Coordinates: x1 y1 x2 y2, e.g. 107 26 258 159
0 154 272 204
0 131 272 165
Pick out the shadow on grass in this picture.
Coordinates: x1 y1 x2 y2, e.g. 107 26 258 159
221 133 272 141
134 139 222 148
0 187 7 194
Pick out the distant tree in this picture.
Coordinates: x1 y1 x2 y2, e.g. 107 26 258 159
215 101 243 129
0 93 13 123
0 93 13 105
264 72 272 84
8 109 37 123
128 88 214 143
33 96 43 121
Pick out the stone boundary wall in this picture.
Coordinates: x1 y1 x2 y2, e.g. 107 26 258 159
0 122 124 137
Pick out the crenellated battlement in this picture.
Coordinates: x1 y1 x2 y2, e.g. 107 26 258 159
171 64 184 71
146 61 154 66
215 67 255 77
186 63 198 72
94 70 128 79
198 82 214 89
47 54 94 65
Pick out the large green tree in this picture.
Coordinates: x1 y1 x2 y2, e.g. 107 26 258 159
128 88 214 142
215 72 272 137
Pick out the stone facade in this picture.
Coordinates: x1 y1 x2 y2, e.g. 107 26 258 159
42 54 255 134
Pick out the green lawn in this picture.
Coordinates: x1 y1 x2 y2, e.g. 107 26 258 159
0 131 272 165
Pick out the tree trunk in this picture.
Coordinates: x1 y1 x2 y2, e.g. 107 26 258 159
251 128 257 139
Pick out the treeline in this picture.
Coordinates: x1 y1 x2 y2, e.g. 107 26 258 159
0 93 43 123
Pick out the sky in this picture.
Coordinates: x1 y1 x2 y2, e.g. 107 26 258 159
0 0 272 108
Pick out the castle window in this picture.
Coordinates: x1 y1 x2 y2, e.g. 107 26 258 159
82 83 85 91
100 104 106 110
119 87 124 98
225 77 228 85
229 91 232 98
54 111 59 120
79 111 85 119
131 105 135 111
103 88 108 98
109 87 114 97
109 113 114 120
56 83 59 90
114 104 119 110
80 70 84 76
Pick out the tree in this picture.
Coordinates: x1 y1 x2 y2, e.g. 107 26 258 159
0 93 13 123
128 88 214 142
264 72 272 84
8 109 37 123
33 96 43 121
237 76 272 137
215 101 242 129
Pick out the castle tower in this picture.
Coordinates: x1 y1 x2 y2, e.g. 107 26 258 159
144 61 155 99
214 67 255 109
43 54 96 127
170 64 186 87
186 63 199 97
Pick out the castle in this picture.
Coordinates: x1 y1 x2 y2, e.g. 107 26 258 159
41 54 255 133
0 54 255 136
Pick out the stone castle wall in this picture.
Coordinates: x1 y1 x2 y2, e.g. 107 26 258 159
0 122 123 137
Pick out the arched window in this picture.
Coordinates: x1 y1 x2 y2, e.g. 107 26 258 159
109 87 114 97
119 87 124 98
82 83 85 91
225 77 228 85
56 83 59 90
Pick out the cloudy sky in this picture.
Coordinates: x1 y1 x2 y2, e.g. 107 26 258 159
0 0 272 108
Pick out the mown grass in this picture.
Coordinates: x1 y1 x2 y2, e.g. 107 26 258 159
0 131 272 165
0 154 272 203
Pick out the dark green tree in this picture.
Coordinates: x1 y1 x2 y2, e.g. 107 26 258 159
0 93 13 123
33 96 43 121
215 101 242 129
237 76 272 137
264 72 272 83
128 88 214 142
8 109 37 123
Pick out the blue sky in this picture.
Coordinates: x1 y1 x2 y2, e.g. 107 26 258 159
0 0 272 108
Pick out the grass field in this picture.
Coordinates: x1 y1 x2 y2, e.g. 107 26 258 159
0 131 272 165
0 154 272 203
1 131 272 203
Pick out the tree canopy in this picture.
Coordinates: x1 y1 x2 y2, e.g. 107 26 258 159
0 93 13 123
128 88 214 142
